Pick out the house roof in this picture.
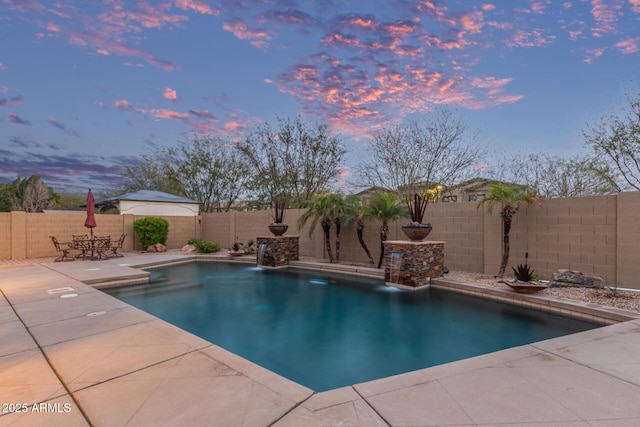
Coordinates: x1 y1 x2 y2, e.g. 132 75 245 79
95 190 200 206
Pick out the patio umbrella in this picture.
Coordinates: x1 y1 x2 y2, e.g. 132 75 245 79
84 189 97 239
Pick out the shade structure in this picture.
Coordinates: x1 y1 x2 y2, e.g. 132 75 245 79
84 189 97 238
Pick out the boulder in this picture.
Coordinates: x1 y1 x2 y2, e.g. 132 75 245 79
180 244 196 253
147 243 167 253
550 269 604 288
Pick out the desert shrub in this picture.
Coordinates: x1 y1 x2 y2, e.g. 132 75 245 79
133 217 169 248
190 239 221 253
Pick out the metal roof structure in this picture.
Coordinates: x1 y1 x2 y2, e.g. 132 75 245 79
95 190 200 206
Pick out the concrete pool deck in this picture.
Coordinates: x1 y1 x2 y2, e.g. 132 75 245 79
2 253 640 426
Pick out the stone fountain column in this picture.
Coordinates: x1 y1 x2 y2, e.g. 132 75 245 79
256 235 299 268
383 240 446 289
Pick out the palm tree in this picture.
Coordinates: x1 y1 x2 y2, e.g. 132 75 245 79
365 191 408 268
477 183 540 277
342 195 375 266
298 194 344 263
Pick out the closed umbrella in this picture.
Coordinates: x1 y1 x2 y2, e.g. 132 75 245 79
84 189 97 239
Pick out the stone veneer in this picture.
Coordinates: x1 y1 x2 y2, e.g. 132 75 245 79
256 235 300 267
383 240 446 288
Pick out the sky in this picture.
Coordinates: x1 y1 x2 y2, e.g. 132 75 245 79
1 0 639 195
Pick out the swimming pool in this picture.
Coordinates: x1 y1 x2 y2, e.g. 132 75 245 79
104 262 600 391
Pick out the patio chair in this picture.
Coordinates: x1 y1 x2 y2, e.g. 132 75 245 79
49 236 75 262
109 234 127 258
72 234 91 259
93 236 111 260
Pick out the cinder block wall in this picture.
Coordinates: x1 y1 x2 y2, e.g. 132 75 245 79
0 213 200 258
2 192 640 288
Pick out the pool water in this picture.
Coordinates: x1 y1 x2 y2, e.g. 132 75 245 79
104 262 599 391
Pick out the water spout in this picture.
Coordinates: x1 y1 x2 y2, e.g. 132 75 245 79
389 251 404 285
257 243 267 267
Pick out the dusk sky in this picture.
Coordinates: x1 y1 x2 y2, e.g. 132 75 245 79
1 0 639 194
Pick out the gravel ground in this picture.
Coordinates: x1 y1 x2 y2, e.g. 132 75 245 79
444 271 640 313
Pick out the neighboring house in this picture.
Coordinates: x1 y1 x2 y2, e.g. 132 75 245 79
439 177 514 203
94 190 201 216
352 186 392 203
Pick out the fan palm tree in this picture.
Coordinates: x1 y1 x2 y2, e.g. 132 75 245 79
342 195 375 266
298 194 344 263
365 191 408 268
477 183 540 277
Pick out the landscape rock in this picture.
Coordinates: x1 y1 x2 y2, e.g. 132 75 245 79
550 269 605 288
147 243 167 253
180 244 196 253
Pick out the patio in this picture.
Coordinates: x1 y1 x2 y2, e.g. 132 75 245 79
2 253 640 426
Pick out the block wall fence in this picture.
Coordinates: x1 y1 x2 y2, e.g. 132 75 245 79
1 192 640 289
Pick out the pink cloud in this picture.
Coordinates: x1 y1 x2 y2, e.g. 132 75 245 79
616 37 640 54
261 9 313 25
9 113 31 125
568 29 583 40
0 95 23 107
340 15 377 30
590 0 619 36
3 0 45 13
482 4 496 11
631 0 640 13
383 20 419 38
504 28 556 48
530 1 549 14
471 76 513 89
222 19 270 49
125 7 188 30
144 108 189 120
46 21 60 32
584 47 606 63
174 0 216 16
114 99 133 110
487 21 513 30
68 31 179 71
164 87 177 101
459 11 485 33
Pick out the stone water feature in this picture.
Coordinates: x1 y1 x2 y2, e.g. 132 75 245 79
255 235 299 267
383 240 446 289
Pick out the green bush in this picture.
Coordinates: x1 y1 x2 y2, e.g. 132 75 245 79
189 239 220 253
133 217 169 248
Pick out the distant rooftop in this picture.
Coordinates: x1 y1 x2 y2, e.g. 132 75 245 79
95 190 200 206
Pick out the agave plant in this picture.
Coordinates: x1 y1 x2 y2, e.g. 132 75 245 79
512 252 535 282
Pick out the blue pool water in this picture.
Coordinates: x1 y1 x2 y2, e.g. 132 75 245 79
104 262 599 391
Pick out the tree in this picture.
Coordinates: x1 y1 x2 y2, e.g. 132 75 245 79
0 183 12 212
120 151 183 196
342 195 375 266
7 176 58 212
238 116 346 222
165 136 251 212
55 191 89 211
487 153 618 198
364 191 408 268
477 183 539 278
356 109 485 213
298 194 344 263
583 91 640 191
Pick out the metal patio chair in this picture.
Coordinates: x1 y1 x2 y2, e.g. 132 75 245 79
49 236 75 262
